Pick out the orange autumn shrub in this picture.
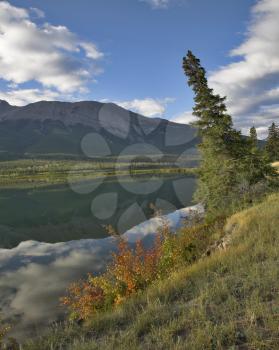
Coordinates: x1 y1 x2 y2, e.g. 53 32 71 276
110 235 163 293
61 233 167 320
61 216 225 321
61 280 106 320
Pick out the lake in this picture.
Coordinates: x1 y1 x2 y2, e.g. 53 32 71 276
0 174 196 340
0 174 196 248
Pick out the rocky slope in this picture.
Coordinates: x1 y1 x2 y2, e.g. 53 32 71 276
0 100 198 160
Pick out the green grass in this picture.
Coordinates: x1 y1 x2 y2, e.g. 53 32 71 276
21 193 279 349
0 159 197 188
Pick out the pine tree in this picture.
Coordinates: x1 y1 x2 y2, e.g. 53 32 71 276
243 125 272 186
182 51 274 215
265 122 279 161
182 51 242 213
245 126 268 184
249 126 258 151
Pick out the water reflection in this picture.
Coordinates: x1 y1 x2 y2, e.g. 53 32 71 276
0 175 197 340
0 203 203 340
0 175 196 248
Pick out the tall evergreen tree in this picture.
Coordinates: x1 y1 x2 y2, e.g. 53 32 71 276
249 126 258 150
182 51 241 213
243 125 272 186
265 122 279 161
182 51 274 215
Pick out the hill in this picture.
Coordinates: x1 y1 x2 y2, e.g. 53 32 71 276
22 193 279 349
0 100 198 161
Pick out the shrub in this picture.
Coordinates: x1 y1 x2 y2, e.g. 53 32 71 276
61 217 225 321
61 234 166 321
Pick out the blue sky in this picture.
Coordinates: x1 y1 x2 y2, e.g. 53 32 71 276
0 0 278 137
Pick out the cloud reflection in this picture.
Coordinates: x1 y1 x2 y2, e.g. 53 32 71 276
0 204 203 340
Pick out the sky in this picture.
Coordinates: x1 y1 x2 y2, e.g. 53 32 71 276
0 0 278 138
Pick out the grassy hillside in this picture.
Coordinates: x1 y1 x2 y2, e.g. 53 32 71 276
21 193 279 350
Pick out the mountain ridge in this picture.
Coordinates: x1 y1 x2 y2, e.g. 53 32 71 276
0 100 199 160
0 99 185 128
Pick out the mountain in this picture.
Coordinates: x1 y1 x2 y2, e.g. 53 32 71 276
0 100 199 161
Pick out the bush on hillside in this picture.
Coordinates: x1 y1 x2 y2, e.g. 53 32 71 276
61 217 225 321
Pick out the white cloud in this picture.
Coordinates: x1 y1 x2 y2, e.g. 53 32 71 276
30 7 45 18
0 88 60 106
141 0 170 9
80 42 104 60
115 97 175 117
171 110 197 124
0 1 103 103
209 0 279 138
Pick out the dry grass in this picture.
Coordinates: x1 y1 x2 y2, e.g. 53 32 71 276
271 161 279 172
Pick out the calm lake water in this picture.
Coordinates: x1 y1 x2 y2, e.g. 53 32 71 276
0 174 196 340
0 174 196 248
